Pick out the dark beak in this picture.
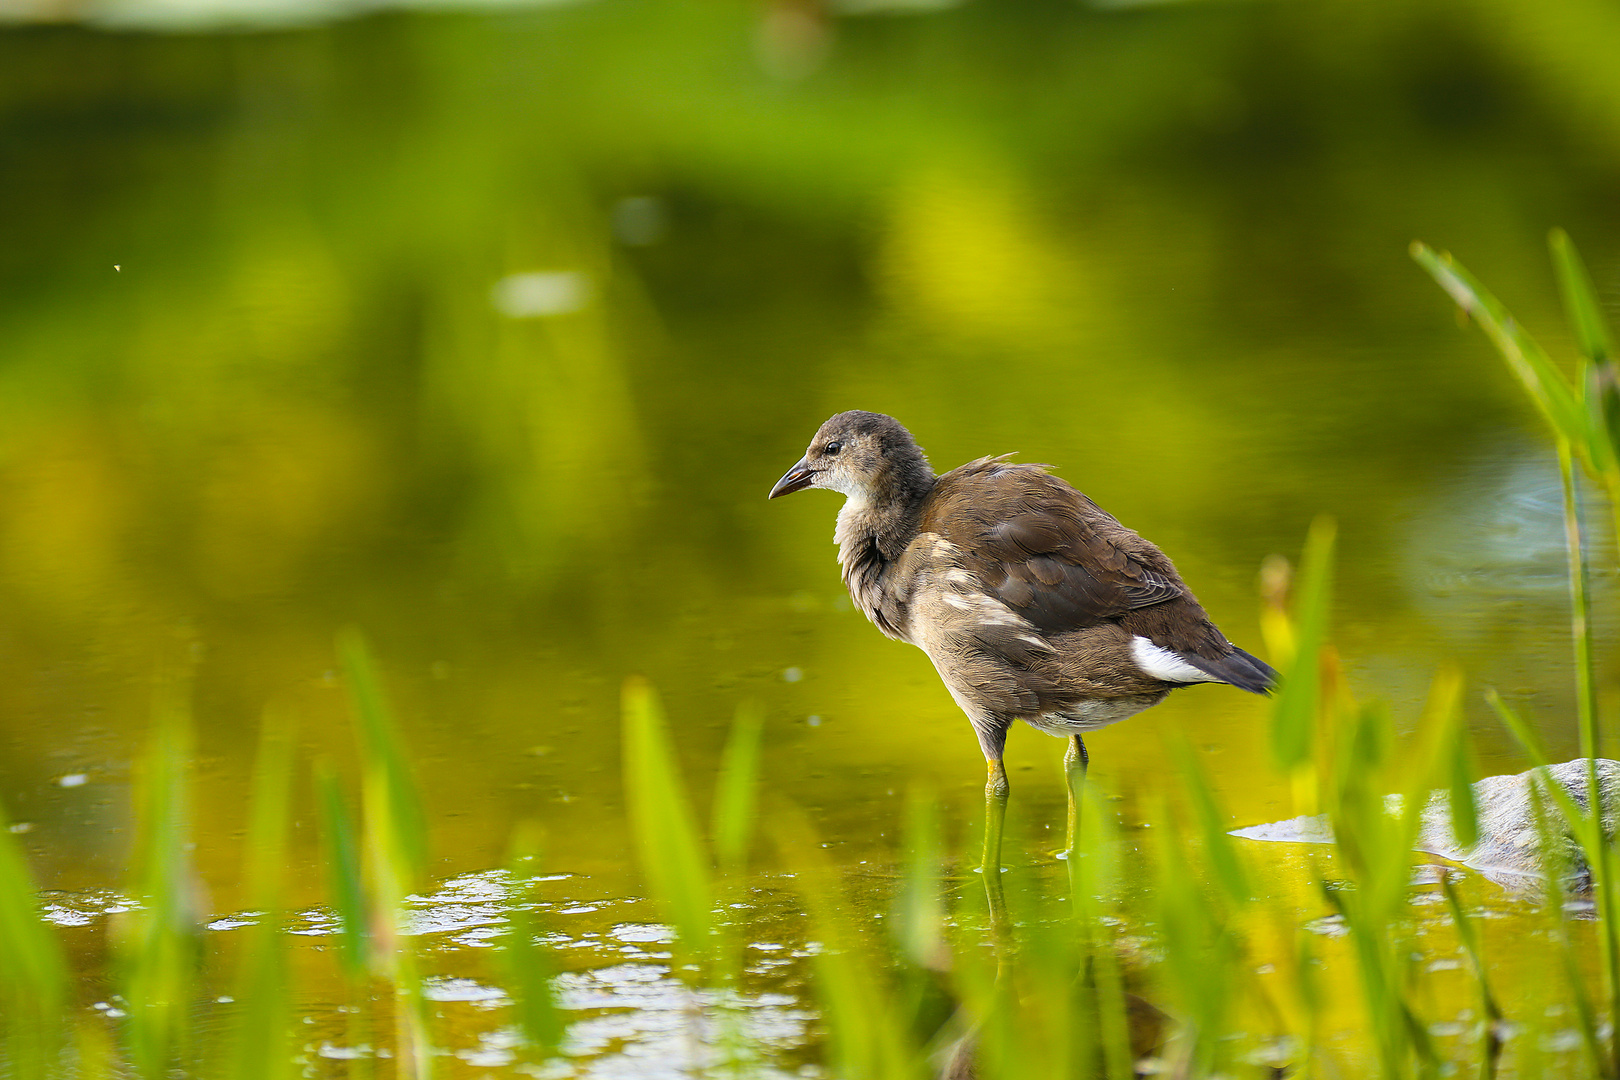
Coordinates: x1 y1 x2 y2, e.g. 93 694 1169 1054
769 457 816 499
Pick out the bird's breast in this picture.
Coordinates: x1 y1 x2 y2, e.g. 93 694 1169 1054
839 543 911 642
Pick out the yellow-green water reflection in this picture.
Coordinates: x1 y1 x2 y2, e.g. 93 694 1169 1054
5 0 1620 1073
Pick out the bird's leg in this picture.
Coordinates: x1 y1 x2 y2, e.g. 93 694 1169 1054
982 758 1010 935
1063 734 1089 864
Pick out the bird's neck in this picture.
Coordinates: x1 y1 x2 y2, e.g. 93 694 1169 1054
833 459 934 561
834 462 934 639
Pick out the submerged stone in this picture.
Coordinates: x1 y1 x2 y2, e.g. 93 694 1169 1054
1417 758 1620 889
1232 759 1620 890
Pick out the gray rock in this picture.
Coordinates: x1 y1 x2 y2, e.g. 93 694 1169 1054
1232 759 1620 890
1416 759 1620 889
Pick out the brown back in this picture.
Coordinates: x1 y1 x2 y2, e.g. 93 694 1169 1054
920 456 1199 638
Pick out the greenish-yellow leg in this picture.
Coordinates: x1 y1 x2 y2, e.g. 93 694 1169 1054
982 759 1009 934
1063 734 1089 864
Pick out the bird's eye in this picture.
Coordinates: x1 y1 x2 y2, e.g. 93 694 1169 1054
823 441 842 455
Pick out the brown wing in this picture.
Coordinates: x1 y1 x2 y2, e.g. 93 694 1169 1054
921 457 1187 636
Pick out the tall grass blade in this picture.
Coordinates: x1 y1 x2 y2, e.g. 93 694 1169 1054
1413 664 1476 852
1557 443 1601 769
316 757 377 1080
1320 700 1413 1078
1258 553 1296 667
1411 242 1586 446
1556 428 1620 1079
1166 736 1250 907
123 675 201 1080
1482 692 1590 834
771 806 913 1080
1316 666 1467 1080
1438 876 1502 1079
1527 782 1607 1079
1551 229 1616 371
888 787 961 1075
0 790 68 1074
894 787 944 973
315 760 370 982
1489 673 1614 1067
711 700 765 877
338 628 429 887
621 677 713 969
1150 809 1232 1077
503 828 563 1060
1271 516 1336 775
227 705 298 1080
1444 704 1480 853
338 631 433 1080
1067 780 1133 1080
75 1019 115 1080
1550 229 1620 481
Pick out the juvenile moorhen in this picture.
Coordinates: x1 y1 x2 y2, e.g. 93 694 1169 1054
769 410 1275 879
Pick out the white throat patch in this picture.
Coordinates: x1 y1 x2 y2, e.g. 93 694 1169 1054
837 487 872 512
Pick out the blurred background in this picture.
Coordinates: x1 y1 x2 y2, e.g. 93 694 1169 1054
1 0 1620 942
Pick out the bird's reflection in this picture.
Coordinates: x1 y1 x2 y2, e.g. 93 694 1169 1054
939 772 1170 1080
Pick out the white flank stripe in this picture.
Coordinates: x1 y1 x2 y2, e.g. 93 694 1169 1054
1130 636 1219 684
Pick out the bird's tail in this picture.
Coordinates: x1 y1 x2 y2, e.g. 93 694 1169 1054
1181 646 1278 695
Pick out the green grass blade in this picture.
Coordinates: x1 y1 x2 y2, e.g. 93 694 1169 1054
75 1019 115 1080
1090 931 1136 1080
771 805 912 1079
1149 808 1233 1076
621 677 713 969
894 786 943 972
338 628 429 888
1439 876 1503 1077
1483 681 1620 1055
1550 229 1620 479
1528 784 1606 1079
1070 781 1132 1080
315 760 370 981
711 700 765 876
0 793 67 1003
1409 664 1477 853
1557 443 1601 771
503 829 564 1059
1444 705 1480 853
1554 438 1620 1071
1270 516 1335 772
338 632 434 1079
1551 229 1615 370
0 790 68 1072
124 676 201 1080
242 706 297 912
1315 677 1452 1080
1166 736 1250 907
1484 691 1591 839
1328 700 1392 888
227 706 298 1080
1412 242 1587 445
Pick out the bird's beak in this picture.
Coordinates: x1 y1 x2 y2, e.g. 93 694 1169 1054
769 457 816 499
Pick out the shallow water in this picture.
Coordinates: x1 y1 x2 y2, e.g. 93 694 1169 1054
31 855 1608 1077
5 0 1620 1073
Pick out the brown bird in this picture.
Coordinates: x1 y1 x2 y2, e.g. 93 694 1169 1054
769 411 1275 878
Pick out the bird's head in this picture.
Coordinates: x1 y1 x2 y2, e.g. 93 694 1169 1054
768 410 933 506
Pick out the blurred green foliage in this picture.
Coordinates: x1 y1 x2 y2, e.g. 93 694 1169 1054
0 0 1616 889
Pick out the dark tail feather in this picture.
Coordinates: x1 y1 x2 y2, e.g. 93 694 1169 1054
1181 646 1277 695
